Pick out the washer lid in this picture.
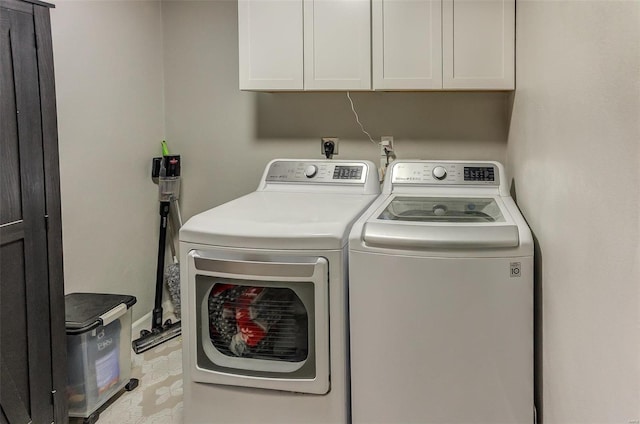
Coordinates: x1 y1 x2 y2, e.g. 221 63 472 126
180 191 378 250
362 195 519 249
378 196 507 223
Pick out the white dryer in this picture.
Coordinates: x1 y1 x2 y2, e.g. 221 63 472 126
348 160 533 424
179 159 379 424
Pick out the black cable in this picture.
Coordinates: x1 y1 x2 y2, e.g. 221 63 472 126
323 141 335 159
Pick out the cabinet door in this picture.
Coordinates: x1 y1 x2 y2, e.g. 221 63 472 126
373 0 442 90
442 0 514 90
304 0 371 90
1 4 58 423
238 0 304 90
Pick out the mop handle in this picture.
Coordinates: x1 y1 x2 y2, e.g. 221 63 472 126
171 196 183 227
168 196 182 262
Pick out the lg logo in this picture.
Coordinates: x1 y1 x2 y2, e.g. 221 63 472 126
510 262 521 278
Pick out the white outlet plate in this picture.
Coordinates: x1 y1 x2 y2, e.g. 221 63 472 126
321 137 339 155
380 136 394 156
379 136 395 176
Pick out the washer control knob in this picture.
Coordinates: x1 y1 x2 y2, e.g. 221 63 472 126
432 166 447 180
304 165 318 178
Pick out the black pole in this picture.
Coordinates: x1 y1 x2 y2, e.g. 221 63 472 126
152 201 171 330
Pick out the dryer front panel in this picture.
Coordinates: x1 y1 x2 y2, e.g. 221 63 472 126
187 250 330 394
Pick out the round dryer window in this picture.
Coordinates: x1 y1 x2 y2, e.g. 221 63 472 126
207 283 309 362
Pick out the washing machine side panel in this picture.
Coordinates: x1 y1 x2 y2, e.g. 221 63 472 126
349 251 534 424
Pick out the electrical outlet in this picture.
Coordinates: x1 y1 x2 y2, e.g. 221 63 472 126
380 136 394 156
321 137 339 157
379 135 395 169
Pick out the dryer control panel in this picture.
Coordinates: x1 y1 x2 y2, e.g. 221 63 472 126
265 160 369 184
391 162 500 186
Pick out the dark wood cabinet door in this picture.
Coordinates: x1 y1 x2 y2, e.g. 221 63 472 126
1 1 62 422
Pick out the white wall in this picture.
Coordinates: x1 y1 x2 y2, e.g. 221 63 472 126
161 0 510 219
52 1 165 322
508 1 640 422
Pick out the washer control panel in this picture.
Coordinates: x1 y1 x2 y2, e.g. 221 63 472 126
391 162 500 186
265 161 368 184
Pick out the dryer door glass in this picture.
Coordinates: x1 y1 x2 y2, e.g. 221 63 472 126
196 275 316 376
207 282 309 363
377 197 506 222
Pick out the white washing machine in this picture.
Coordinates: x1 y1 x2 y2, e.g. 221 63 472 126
349 160 533 424
179 159 380 424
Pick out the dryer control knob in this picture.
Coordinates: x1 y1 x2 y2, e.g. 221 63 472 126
432 166 447 180
304 165 318 178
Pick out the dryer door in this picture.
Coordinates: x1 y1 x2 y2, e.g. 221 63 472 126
187 250 330 394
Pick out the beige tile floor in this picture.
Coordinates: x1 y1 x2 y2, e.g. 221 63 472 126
70 335 183 424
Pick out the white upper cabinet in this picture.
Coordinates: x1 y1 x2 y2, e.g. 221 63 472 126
238 0 304 90
373 0 514 90
238 0 514 91
239 0 370 91
304 0 371 90
372 0 442 90
442 0 515 90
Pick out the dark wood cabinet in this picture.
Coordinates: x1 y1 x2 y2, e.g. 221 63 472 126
0 0 67 422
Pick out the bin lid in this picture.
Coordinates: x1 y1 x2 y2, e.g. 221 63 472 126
65 293 136 334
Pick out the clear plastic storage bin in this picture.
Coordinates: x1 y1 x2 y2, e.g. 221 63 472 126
65 293 137 422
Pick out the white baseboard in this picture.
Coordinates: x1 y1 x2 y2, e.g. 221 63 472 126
132 299 176 339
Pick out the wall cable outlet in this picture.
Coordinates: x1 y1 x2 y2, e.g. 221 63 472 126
379 136 395 178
